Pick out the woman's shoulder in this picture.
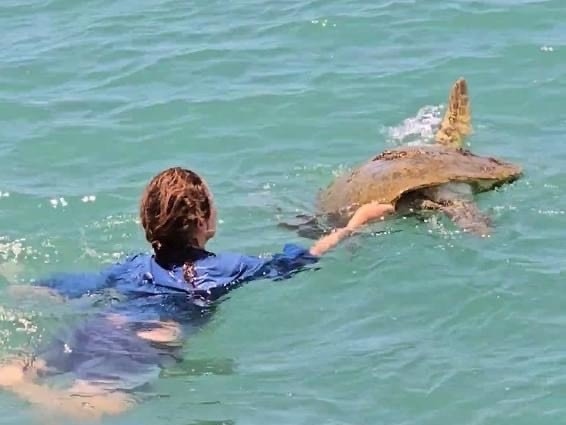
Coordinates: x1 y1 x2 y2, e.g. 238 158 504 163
194 251 264 276
193 243 317 283
107 252 152 279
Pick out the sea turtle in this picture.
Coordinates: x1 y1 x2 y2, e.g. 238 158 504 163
282 78 522 238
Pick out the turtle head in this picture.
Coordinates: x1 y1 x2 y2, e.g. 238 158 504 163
472 159 522 192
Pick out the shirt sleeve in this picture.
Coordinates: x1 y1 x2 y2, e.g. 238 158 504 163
33 271 111 299
192 243 319 301
255 243 320 281
33 254 145 299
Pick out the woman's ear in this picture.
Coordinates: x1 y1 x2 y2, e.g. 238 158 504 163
196 217 208 232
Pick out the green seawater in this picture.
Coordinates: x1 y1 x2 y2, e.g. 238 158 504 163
1 0 566 423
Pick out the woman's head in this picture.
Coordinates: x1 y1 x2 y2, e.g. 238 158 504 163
140 167 217 265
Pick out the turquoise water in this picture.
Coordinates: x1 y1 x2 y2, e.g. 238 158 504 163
1 0 566 423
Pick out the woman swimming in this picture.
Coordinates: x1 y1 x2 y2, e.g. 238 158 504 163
0 167 394 419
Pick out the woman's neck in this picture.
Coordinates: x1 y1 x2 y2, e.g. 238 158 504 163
154 245 210 269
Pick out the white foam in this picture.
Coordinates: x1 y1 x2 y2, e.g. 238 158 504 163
0 237 28 262
81 195 96 203
382 104 443 146
49 197 68 208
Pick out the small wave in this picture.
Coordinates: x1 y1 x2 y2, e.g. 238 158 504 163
0 237 32 263
0 235 61 270
0 262 24 284
382 104 443 146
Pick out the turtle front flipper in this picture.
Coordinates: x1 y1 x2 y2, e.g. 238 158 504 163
434 78 472 148
436 200 492 237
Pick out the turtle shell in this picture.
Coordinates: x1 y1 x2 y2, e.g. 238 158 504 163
316 144 522 214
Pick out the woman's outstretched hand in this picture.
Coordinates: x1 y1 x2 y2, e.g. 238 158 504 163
346 202 395 231
309 202 395 257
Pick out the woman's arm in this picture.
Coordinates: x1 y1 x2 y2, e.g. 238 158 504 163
190 203 395 300
308 202 394 257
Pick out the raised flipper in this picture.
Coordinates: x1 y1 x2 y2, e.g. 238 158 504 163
434 78 472 148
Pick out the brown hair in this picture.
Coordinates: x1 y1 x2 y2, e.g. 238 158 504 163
140 167 212 283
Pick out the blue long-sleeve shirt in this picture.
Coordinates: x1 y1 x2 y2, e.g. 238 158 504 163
40 243 317 300
33 243 319 392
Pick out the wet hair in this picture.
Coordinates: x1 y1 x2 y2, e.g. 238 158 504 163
140 167 212 283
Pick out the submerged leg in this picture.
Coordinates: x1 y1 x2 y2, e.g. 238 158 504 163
0 357 135 420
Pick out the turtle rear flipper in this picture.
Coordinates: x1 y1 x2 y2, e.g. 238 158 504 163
277 214 329 240
434 78 472 148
